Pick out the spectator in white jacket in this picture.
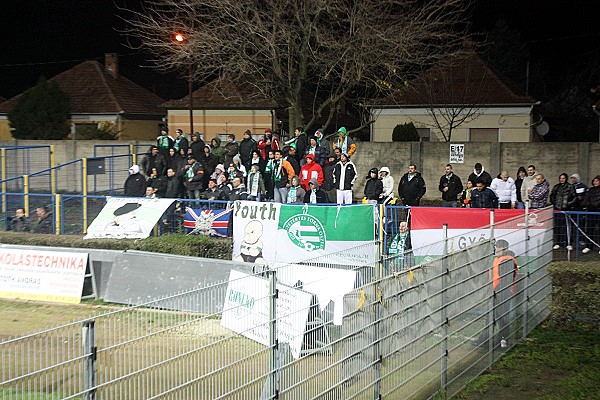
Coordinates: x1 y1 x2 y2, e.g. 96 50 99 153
379 166 395 203
491 171 517 209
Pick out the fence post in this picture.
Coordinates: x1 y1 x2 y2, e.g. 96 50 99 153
82 320 97 400
441 223 448 391
1 148 6 214
50 145 56 194
23 175 29 216
522 201 530 338
55 193 61 235
82 159 88 233
130 144 137 166
267 269 278 400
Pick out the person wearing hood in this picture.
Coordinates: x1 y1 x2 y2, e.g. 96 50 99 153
223 134 239 168
249 149 264 172
528 174 550 209
239 129 257 170
467 163 492 188
514 166 527 207
124 165 146 197
332 127 356 156
210 137 225 164
379 167 394 202
364 168 383 203
299 153 324 191
188 132 205 161
303 178 329 204
322 154 337 203
200 144 218 188
286 175 305 204
232 155 247 177
314 129 331 158
570 173 588 210
333 152 357 204
397 164 426 206
211 163 225 182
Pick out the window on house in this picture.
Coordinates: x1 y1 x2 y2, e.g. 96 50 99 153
75 123 98 134
470 128 499 142
416 128 431 142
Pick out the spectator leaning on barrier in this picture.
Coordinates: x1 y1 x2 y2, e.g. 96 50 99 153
303 178 329 204
439 164 463 207
124 165 146 197
582 175 600 254
550 173 576 250
491 171 517 209
470 178 498 208
528 174 550 209
398 164 426 206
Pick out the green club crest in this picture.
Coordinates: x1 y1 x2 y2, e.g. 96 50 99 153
282 214 326 251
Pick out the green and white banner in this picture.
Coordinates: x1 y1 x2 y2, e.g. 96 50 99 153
232 201 376 265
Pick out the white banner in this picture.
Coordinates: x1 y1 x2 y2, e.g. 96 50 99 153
85 197 175 239
221 270 312 359
0 249 88 304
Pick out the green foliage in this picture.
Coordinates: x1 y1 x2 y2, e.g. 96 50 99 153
547 262 600 331
0 232 233 259
8 77 70 140
392 122 420 142
76 122 119 140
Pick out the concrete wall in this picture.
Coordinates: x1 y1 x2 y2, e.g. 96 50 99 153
350 142 600 200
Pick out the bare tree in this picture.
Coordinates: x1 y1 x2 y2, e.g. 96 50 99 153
120 0 468 133
400 51 494 142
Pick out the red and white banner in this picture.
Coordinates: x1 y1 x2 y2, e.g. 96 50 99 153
410 208 553 258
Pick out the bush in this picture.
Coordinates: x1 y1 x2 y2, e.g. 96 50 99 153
548 262 600 331
0 232 233 260
392 122 420 142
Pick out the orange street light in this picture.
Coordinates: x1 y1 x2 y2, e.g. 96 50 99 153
173 32 193 136
174 32 185 43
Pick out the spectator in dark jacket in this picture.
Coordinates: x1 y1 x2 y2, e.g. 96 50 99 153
124 165 147 197
470 179 498 208
570 173 588 210
468 163 493 188
582 175 600 254
550 173 576 249
140 146 166 177
364 168 383 202
223 134 239 168
238 130 257 170
10 208 30 232
34 206 53 234
397 164 426 206
439 164 463 207
514 166 527 206
188 133 205 162
303 178 329 204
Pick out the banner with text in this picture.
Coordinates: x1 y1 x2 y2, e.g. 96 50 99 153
85 197 175 239
409 207 553 261
232 201 376 265
0 248 88 304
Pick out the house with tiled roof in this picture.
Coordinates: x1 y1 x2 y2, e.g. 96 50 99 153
0 54 165 141
162 78 282 142
368 51 537 142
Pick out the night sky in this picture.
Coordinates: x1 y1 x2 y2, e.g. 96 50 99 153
1 0 599 101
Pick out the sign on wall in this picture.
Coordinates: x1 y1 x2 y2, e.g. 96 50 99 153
0 249 88 304
449 144 465 163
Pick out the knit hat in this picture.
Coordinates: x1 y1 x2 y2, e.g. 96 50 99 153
570 173 581 182
264 127 272 133
369 168 378 175
175 129 183 134
337 127 347 135
215 164 224 172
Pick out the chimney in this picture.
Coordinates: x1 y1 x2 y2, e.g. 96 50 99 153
105 53 119 78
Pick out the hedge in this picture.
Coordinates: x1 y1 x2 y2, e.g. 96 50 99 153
0 232 233 260
548 262 600 331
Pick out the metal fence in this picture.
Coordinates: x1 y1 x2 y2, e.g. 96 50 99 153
0 210 554 399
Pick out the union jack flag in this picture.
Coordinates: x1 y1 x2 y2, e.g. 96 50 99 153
184 207 232 237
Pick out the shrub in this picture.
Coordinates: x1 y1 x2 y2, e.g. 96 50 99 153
392 122 420 142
